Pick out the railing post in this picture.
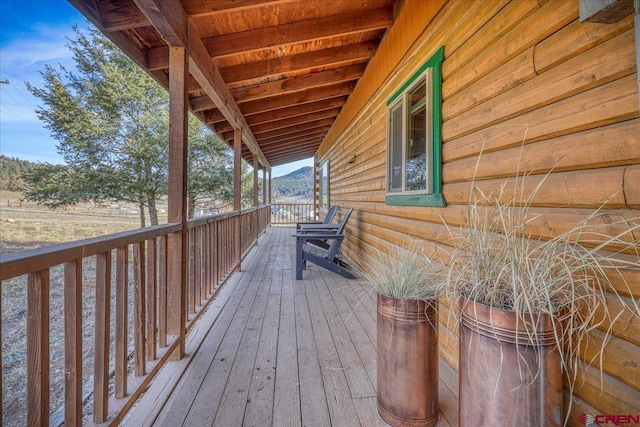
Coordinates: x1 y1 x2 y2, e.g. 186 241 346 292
27 269 50 426
115 246 128 398
94 251 111 423
133 242 146 377
64 259 83 426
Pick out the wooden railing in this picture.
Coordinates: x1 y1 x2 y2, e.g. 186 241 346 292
0 205 270 426
270 203 314 225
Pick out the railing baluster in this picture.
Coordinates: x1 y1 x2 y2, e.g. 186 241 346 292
146 238 157 361
94 251 111 423
188 229 195 315
64 259 83 426
194 227 202 307
27 268 50 426
158 235 168 348
213 221 219 285
115 246 128 398
133 242 146 377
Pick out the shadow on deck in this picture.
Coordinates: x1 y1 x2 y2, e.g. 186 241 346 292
123 227 459 426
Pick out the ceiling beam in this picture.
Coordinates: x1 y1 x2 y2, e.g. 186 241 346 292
212 97 347 131
202 7 392 58
240 81 355 115
249 108 341 135
182 0 299 18
255 118 336 140
98 0 301 31
222 113 339 141
232 64 366 103
191 64 361 112
220 42 377 84
258 128 329 146
133 0 269 167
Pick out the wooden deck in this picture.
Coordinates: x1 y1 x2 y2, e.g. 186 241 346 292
123 227 459 426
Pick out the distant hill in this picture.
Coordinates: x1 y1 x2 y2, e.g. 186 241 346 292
0 155 37 191
272 166 313 199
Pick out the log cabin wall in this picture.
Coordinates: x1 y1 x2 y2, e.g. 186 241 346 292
316 0 639 422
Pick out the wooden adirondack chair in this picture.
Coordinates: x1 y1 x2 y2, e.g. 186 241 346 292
294 208 354 280
296 204 338 231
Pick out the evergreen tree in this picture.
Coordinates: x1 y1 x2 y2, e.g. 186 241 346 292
24 27 237 226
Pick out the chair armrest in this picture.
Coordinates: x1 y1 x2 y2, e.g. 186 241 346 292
297 223 339 230
292 233 344 241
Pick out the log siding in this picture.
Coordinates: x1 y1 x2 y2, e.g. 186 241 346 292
316 0 640 423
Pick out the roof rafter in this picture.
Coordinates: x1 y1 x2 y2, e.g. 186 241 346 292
202 7 392 58
240 81 355 116
220 42 377 84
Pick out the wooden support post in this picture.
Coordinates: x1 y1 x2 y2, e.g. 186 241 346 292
268 168 272 205
167 45 188 358
253 154 259 207
234 129 242 271
262 167 267 206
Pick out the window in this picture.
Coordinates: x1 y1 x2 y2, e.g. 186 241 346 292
319 160 329 210
386 47 444 207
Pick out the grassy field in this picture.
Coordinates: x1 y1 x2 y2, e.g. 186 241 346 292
1 191 149 426
0 191 309 424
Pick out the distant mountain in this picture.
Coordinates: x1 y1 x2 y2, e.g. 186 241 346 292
0 155 37 191
272 166 313 199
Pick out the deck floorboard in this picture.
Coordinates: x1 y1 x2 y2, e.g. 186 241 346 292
124 227 459 426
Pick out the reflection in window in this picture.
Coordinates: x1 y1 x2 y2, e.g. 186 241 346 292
406 81 427 191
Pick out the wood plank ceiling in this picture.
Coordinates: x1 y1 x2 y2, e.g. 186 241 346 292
69 0 399 168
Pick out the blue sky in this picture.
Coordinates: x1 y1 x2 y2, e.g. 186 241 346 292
0 0 310 177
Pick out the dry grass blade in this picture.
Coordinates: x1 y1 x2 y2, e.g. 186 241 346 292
443 180 640 424
356 240 446 301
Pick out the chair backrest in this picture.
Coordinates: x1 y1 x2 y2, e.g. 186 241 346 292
327 208 353 261
323 205 339 225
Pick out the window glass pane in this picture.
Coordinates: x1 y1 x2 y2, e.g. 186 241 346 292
405 82 427 191
389 103 403 191
320 161 329 208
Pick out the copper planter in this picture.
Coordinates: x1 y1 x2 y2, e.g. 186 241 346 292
377 293 439 427
459 299 563 426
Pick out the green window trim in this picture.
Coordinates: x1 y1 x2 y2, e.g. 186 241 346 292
385 46 445 208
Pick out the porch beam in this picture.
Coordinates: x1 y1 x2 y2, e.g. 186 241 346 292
166 45 188 357
134 0 269 168
202 7 392 58
100 0 300 30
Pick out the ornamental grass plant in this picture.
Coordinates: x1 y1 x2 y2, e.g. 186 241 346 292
443 180 640 420
357 240 447 301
